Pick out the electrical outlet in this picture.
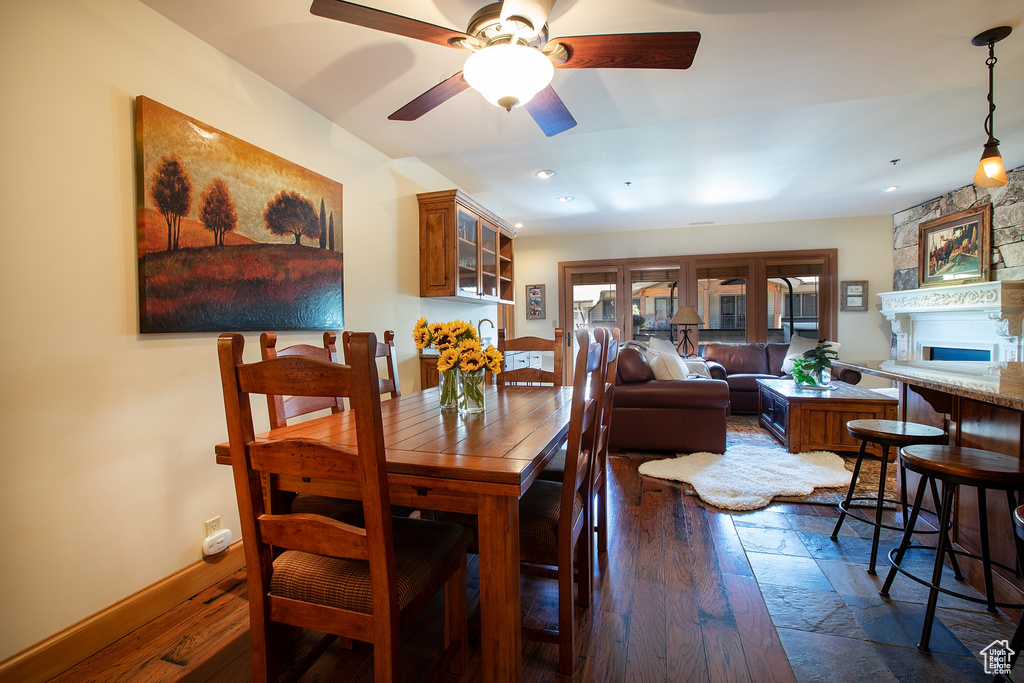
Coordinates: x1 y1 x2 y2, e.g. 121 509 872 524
204 516 222 537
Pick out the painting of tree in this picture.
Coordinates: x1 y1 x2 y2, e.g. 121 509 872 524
134 96 344 332
199 178 238 246
150 154 192 251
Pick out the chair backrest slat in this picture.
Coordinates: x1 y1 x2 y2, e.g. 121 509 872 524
258 514 370 560
343 330 402 399
260 332 345 428
563 329 604 508
498 328 564 386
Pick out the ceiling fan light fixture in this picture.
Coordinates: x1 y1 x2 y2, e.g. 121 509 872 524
463 43 554 112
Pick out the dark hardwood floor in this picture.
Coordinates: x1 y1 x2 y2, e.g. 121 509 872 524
52 452 1019 682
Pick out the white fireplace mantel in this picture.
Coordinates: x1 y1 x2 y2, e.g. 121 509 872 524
878 281 1024 361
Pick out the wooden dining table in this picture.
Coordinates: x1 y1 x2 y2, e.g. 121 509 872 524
215 383 574 683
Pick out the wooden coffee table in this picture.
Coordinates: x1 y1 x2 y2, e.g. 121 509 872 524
757 378 897 456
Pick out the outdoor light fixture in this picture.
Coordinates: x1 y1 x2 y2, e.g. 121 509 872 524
971 26 1012 188
670 306 704 357
463 43 554 112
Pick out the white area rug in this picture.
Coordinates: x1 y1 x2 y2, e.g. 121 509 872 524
637 445 852 511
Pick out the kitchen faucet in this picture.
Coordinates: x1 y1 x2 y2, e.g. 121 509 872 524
478 318 495 338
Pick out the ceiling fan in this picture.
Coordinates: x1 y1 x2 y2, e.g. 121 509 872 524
309 0 701 136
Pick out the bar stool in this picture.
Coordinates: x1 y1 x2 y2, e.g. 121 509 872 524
879 445 1024 653
831 419 946 574
996 505 1024 681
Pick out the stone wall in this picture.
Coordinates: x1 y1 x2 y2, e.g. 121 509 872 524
892 165 1024 291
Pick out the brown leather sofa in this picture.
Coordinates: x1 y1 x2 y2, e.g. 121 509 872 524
610 346 730 453
701 342 862 413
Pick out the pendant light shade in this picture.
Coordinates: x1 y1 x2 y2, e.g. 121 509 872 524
975 141 1008 188
464 43 554 112
971 26 1012 189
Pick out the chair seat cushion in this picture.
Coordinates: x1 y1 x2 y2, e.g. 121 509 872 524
290 494 415 523
269 517 472 615
537 449 566 482
519 480 584 551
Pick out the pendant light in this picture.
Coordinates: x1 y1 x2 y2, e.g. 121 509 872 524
971 26 1012 188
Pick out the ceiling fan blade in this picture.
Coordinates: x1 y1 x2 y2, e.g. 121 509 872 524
524 86 577 137
388 72 471 121
550 32 701 69
500 0 557 40
310 0 470 48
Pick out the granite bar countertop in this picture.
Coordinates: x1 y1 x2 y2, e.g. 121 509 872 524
834 360 1024 411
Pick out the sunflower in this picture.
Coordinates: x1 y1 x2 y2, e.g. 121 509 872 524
437 347 461 372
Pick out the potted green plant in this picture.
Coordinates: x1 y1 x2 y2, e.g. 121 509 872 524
791 342 838 387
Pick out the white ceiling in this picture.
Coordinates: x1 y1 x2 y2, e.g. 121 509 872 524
140 0 1024 236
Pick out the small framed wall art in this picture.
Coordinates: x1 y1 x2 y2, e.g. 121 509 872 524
918 205 991 287
840 280 868 311
526 284 546 320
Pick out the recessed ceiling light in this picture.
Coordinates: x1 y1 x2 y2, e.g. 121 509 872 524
557 195 574 202
882 186 899 192
535 169 556 179
514 222 523 228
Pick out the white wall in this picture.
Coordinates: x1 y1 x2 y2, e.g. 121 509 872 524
0 0 488 660
514 216 895 386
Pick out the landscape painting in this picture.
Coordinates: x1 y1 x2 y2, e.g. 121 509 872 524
918 206 991 288
135 96 343 333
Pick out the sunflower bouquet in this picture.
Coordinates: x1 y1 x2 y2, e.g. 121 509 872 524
413 318 503 412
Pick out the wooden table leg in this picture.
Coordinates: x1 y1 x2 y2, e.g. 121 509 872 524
477 493 522 683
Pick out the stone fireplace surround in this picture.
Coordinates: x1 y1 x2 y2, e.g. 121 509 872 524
879 280 1024 361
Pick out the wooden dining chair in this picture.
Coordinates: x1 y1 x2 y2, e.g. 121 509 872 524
497 328 563 386
539 328 617 554
218 332 471 683
261 332 365 521
436 329 604 673
342 330 401 400
518 327 605 674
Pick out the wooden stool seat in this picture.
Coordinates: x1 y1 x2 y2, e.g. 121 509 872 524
880 444 1024 653
846 419 945 449
900 445 1024 487
831 419 946 575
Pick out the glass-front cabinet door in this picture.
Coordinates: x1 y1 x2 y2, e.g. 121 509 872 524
480 222 498 298
457 209 478 296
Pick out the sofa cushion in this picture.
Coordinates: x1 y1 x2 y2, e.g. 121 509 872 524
702 343 769 375
781 336 841 374
766 343 790 376
613 379 730 410
725 373 779 392
618 347 655 383
650 351 690 380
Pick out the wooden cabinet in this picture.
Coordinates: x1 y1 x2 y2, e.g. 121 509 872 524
418 190 516 304
420 355 440 390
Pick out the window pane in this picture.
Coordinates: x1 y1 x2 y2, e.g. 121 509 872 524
629 267 680 343
697 276 747 343
767 275 819 343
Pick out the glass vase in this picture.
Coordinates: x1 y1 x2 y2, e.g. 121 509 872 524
439 367 460 411
817 366 831 387
458 368 486 415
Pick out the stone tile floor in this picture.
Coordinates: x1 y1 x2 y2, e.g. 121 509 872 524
729 507 1019 682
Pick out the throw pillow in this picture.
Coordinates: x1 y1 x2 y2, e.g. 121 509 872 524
649 351 691 380
681 359 712 379
781 336 841 374
647 336 682 357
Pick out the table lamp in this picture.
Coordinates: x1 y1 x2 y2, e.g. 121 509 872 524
670 306 704 357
